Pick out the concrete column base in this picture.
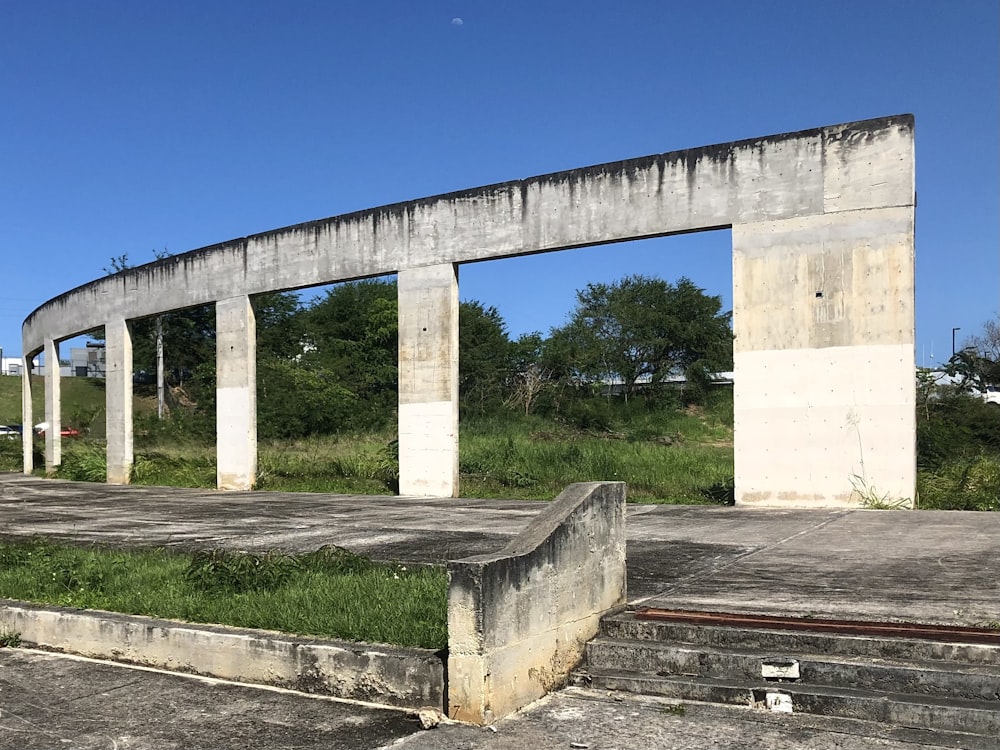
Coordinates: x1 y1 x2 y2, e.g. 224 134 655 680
43 339 61 471
398 265 459 497
21 355 34 475
105 319 134 485
216 295 257 491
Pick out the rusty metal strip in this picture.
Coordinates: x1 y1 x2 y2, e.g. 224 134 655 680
633 608 1000 645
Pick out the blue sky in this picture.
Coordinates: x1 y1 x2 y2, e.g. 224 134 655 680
1 1 996 367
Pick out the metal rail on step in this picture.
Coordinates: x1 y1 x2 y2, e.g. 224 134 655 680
634 608 1000 645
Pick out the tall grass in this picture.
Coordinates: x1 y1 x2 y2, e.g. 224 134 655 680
0 438 21 472
459 414 732 503
0 538 447 649
45 400 735 503
256 434 399 494
918 454 1000 511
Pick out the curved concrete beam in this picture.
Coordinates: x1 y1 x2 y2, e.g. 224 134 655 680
22 115 913 354
22 115 916 505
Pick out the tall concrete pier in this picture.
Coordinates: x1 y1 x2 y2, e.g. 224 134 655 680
21 115 915 506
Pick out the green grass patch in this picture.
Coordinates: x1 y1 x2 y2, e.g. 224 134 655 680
459 413 732 503
0 538 448 649
256 434 400 494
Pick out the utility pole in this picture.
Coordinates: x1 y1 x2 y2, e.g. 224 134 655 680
156 316 165 419
152 248 170 419
952 327 961 357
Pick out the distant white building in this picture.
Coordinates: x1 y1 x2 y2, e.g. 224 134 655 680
0 356 26 376
0 345 106 378
70 343 106 378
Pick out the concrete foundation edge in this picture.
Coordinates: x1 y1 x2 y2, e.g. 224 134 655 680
0 600 445 710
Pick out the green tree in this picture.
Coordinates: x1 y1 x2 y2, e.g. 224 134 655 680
551 275 732 401
253 292 305 361
958 316 1000 388
459 301 514 415
505 332 551 415
256 358 357 438
298 279 399 430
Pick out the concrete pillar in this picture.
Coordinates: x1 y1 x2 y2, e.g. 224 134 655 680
398 264 459 497
216 295 257 490
732 206 916 507
21 355 33 475
105 318 133 484
43 338 61 471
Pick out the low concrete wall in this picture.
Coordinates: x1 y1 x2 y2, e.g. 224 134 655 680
447 482 627 724
0 601 445 710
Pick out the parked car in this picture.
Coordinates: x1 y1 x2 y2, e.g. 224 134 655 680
0 426 19 440
34 423 81 437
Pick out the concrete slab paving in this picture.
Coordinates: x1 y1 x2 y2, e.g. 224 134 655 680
398 687 982 750
0 648 421 750
0 650 974 750
1 474 996 626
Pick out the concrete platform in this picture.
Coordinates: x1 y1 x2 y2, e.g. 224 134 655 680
1 474 997 627
1 473 997 749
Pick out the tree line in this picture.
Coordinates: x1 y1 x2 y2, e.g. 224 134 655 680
113 273 734 439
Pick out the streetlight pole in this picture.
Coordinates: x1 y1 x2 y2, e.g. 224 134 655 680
952 327 961 357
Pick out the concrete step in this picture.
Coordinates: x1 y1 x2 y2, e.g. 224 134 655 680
579 611 1000 738
561 686 1000 750
576 669 1000 738
601 611 1000 666
586 636 1000 701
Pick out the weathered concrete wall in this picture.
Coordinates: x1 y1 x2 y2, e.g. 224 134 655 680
447 482 626 724
21 115 915 504
732 120 916 505
0 600 445 710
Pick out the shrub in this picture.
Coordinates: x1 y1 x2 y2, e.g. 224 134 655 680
918 454 1000 511
55 442 107 482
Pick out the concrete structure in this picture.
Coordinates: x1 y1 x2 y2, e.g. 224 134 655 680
0 601 445 710
21 115 915 505
2 476 996 748
0 480 625 724
447 482 627 724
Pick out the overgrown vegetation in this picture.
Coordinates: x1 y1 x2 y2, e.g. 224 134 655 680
43 390 734 503
915 366 1000 511
0 538 447 649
